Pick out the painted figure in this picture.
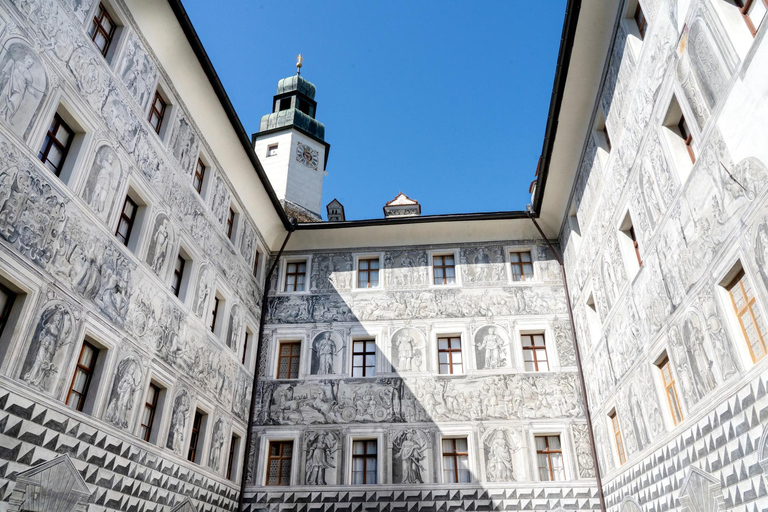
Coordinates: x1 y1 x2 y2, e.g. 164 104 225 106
23 305 73 390
305 431 337 485
395 331 415 371
0 55 35 122
394 431 426 484
477 327 506 369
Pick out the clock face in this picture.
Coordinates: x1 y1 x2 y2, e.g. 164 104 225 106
296 143 319 169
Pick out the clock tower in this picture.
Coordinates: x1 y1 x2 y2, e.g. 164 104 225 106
253 64 330 222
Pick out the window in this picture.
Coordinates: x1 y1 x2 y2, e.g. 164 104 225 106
193 159 206 194
171 254 186 297
610 411 627 465
535 435 565 481
115 195 138 246
657 355 684 425
267 144 278 157
227 434 240 480
357 258 380 288
727 269 767 362
139 383 161 442
65 341 99 412
187 410 204 462
352 340 376 377
242 328 253 365
279 98 291 111
619 211 642 274
0 282 16 339
210 296 220 333
89 3 116 56
266 440 293 485
737 0 768 35
676 115 695 163
522 333 549 371
277 341 301 379
38 113 74 177
148 91 166 134
437 336 463 374
634 2 647 39
433 255 456 285
284 261 307 292
442 438 470 483
351 440 377 484
627 225 642 266
253 250 261 279
226 207 236 240
510 251 534 281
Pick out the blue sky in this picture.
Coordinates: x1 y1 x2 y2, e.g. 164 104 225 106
182 1 568 220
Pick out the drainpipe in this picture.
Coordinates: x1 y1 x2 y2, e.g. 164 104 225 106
238 227 293 511
528 215 607 512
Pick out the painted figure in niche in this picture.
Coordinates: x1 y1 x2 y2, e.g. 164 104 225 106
170 117 197 173
150 218 170 273
755 219 768 293
701 294 738 381
669 328 699 406
22 304 74 391
104 357 142 429
208 418 225 470
166 391 190 455
82 146 120 219
0 166 34 239
311 332 337 375
395 330 414 371
393 430 426 484
473 248 491 281
305 431 337 485
0 54 36 123
640 169 663 227
477 327 507 369
683 314 717 395
486 430 518 482
627 385 649 451
194 266 211 318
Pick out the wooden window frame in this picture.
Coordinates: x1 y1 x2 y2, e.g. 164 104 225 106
148 91 166 134
89 3 116 56
357 258 380 288
193 159 206 194
65 341 99 412
187 410 204 462
509 251 534 281
610 411 627 465
226 434 239 480
171 254 185 297
351 439 378 485
437 336 463 374
677 115 695 163
521 333 550 371
658 356 684 425
441 437 470 484
432 254 456 285
284 261 307 292
352 339 376 377
535 435 564 481
0 282 16 339
728 269 767 363
736 0 768 36
38 113 75 177
210 296 220 333
115 195 138 246
139 383 160 442
226 208 235 239
265 440 293 486
634 2 647 39
276 341 301 379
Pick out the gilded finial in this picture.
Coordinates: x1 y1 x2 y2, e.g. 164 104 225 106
296 54 303 75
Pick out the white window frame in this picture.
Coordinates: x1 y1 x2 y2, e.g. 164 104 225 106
352 252 384 292
345 432 384 485
432 327 467 375
0 262 40 378
437 429 476 485
528 426 572 482
278 256 312 295
187 397 214 466
258 431 301 486
428 249 461 288
226 426 247 482
134 366 174 446
62 324 117 418
504 245 537 284
350 328 380 378
194 150 215 201
84 0 129 66
513 321 558 372
651 347 686 431
271 330 306 380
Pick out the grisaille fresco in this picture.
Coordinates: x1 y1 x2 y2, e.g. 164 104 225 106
0 40 48 140
80 144 123 224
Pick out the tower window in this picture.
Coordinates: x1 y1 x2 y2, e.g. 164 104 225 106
65 341 99 412
441 438 470 483
634 2 647 39
89 3 116 56
657 355 684 425
351 440 378 484
437 336 463 374
522 333 549 371
279 98 291 111
535 435 564 481
193 159 206 194
148 91 166 134
115 195 138 246
610 410 627 465
433 254 456 285
139 383 161 442
352 340 376 377
277 341 301 379
510 251 534 281
357 258 380 288
266 441 293 485
737 0 768 35
727 269 767 362
38 113 74 177
677 115 695 163
267 144 278 157
284 261 307 292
